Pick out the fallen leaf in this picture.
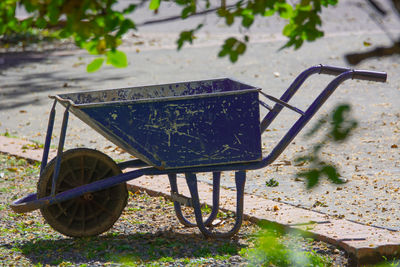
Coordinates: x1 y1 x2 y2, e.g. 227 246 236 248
73 62 85 67
363 41 372 47
7 167 18 172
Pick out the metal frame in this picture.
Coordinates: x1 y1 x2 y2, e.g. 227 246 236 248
168 172 221 228
11 65 387 238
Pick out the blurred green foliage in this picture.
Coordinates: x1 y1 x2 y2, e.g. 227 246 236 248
295 104 358 189
0 0 338 70
242 222 332 266
0 0 135 71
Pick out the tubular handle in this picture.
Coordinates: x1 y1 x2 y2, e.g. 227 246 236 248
319 65 387 83
351 70 387 83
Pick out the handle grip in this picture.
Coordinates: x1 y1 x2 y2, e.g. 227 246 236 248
352 70 387 83
319 65 351 76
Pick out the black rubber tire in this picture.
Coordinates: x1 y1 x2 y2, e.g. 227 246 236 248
37 148 128 237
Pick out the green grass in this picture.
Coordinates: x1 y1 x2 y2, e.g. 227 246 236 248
376 257 400 267
201 204 212 214
217 242 238 255
240 223 333 267
266 178 279 187
1 130 18 138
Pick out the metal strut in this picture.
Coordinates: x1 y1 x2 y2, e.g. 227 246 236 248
185 171 246 238
40 100 57 175
168 172 221 227
51 104 70 197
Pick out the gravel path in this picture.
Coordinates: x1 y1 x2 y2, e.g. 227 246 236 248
0 153 351 266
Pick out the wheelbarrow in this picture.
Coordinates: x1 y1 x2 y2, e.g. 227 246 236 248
10 65 387 238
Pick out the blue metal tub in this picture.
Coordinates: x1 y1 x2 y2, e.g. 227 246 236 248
54 79 262 169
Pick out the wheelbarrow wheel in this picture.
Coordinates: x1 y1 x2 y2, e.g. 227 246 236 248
37 148 128 237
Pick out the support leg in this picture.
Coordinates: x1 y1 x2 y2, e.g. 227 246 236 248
40 100 57 175
168 172 221 227
186 171 246 238
50 105 70 196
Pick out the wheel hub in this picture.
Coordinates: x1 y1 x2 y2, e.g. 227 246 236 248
83 192 94 201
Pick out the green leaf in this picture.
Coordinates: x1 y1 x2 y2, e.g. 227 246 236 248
264 9 275 16
106 50 128 68
322 165 344 184
59 29 71 39
321 0 338 7
229 52 239 62
82 40 99 55
176 24 203 50
123 4 137 14
266 178 279 187
218 49 228 57
241 11 254 28
304 169 320 189
275 3 293 19
117 19 136 37
329 104 358 141
48 1 61 24
35 17 47 28
298 4 313 11
87 58 104 72
177 31 192 50
226 13 234 25
282 23 296 37
218 37 247 63
236 42 246 54
182 5 196 19
149 0 160 10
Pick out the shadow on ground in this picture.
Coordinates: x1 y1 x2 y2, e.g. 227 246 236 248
12 231 244 265
0 49 130 111
0 50 60 71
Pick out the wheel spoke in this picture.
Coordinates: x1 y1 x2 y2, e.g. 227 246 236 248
80 155 85 185
91 199 114 215
54 200 75 219
94 191 110 206
88 158 99 183
81 203 86 233
67 202 81 227
55 203 67 218
86 202 100 224
57 177 76 192
97 168 113 181
65 160 80 186
61 178 77 188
